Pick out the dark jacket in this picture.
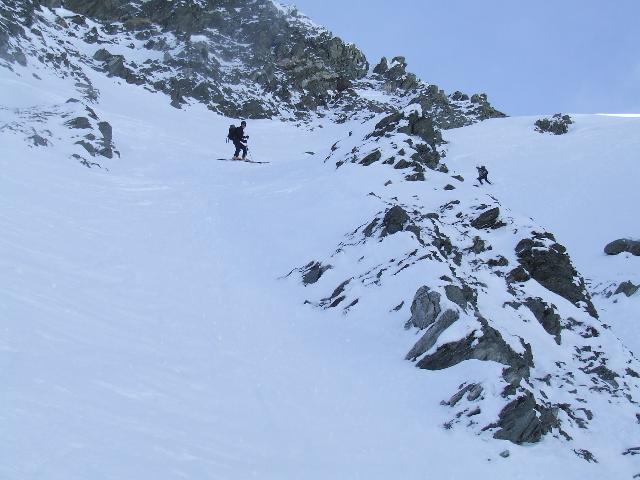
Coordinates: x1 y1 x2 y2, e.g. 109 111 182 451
233 126 246 144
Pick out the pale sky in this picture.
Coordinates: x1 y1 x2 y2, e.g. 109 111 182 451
287 0 640 116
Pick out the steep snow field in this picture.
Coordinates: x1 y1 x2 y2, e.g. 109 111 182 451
2 65 640 478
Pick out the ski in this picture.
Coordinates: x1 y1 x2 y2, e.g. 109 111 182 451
216 158 270 164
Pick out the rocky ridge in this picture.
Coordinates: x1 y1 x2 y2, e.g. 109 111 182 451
293 172 640 453
1 0 503 120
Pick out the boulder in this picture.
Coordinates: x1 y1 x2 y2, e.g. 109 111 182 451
65 116 91 129
506 266 530 283
535 113 573 135
406 286 442 330
604 238 640 256
393 159 413 170
492 392 558 444
123 17 153 31
516 234 597 318
471 207 500 229
381 206 410 236
372 111 403 137
399 112 442 146
360 149 381 166
93 48 113 62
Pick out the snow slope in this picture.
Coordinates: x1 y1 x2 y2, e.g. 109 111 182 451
2 61 640 479
0 66 559 479
3 4 640 480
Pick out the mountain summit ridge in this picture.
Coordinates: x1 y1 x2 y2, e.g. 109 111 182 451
1 0 503 123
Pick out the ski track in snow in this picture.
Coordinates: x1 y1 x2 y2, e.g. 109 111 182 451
2 43 640 480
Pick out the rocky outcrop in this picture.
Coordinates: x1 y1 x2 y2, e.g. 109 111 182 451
93 48 142 85
614 281 639 297
301 261 332 285
372 56 418 91
524 297 562 344
491 392 558 444
416 316 532 378
405 286 442 330
515 232 597 318
406 309 459 360
381 206 410 236
412 88 506 130
444 284 476 311
64 116 92 129
360 149 381 166
535 113 573 135
471 207 501 230
291 191 640 453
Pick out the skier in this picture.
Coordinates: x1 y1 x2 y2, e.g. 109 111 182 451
477 165 491 185
231 121 248 160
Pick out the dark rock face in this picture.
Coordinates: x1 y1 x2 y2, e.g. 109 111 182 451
524 297 562 344
36 0 370 118
301 261 332 285
97 121 115 158
381 206 410 236
92 48 112 62
65 116 92 129
372 112 404 137
399 112 441 147
406 309 459 360
487 256 509 268
506 266 530 283
516 233 597 318
535 113 573 135
372 56 388 75
604 238 640 256
471 207 500 229
368 110 444 172
492 392 558 444
406 286 442 330
360 149 381 166
445 284 476 311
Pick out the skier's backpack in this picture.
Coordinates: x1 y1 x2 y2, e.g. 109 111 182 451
226 124 236 143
